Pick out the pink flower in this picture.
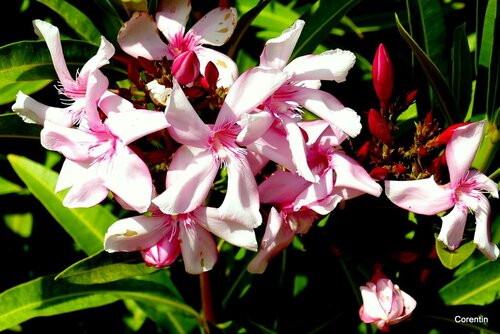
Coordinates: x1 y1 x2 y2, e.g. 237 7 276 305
152 67 288 228
239 20 361 182
41 71 169 212
359 277 417 332
385 121 499 260
171 50 200 85
104 206 258 274
12 20 115 127
117 0 238 87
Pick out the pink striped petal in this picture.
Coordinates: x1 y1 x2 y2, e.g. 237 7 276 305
258 169 310 204
155 0 190 41
260 19 304 69
179 220 217 274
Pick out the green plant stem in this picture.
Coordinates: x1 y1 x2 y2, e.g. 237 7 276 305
473 121 500 173
200 272 215 333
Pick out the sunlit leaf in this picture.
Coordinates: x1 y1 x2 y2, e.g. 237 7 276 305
291 0 361 59
8 154 117 255
439 259 500 305
55 251 158 284
0 175 23 195
37 0 102 45
0 272 201 331
395 13 458 124
0 80 51 106
3 213 33 238
435 238 476 270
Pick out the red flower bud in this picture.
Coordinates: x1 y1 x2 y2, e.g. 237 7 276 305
370 166 389 180
405 89 418 107
435 122 471 145
172 50 200 85
393 164 408 174
372 43 394 111
356 140 371 162
204 61 220 89
368 109 392 144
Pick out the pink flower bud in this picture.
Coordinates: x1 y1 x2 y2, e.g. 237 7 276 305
172 50 200 86
359 277 417 332
372 43 394 111
368 108 392 144
141 227 181 269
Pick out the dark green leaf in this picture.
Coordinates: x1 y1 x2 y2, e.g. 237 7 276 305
0 40 97 87
0 80 51 105
435 238 476 270
452 24 472 120
0 113 41 139
395 13 458 124
439 259 500 305
291 0 361 59
8 154 117 255
0 273 201 331
37 0 102 45
55 251 158 284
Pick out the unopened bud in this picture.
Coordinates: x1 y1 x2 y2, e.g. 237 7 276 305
370 166 389 180
435 122 471 145
172 50 200 86
146 80 172 106
372 43 394 111
368 108 392 144
142 228 181 269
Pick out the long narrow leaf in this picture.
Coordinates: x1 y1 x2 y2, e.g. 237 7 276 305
0 273 201 331
0 80 51 106
0 113 41 139
291 0 361 59
55 251 158 284
37 0 102 45
439 259 500 305
7 154 116 255
452 23 473 120
395 13 458 124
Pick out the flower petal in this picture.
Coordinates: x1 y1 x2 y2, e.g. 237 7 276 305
258 169 310 204
259 19 305 69
189 7 237 46
218 156 262 228
155 0 191 41
55 159 87 192
446 121 485 186
437 205 468 250
236 110 274 146
473 194 499 260
384 177 453 215
247 126 296 173
165 80 210 147
12 91 73 127
153 146 219 214
40 122 97 161
117 12 167 60
194 207 257 251
104 143 154 213
217 67 288 125
293 169 334 210
195 47 239 88
62 173 109 208
179 219 217 274
285 48 356 83
283 118 318 182
104 215 167 252
359 282 387 323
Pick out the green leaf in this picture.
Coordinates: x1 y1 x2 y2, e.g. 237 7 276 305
37 0 102 45
395 13 458 125
0 40 98 87
439 259 500 305
55 251 158 284
452 23 473 120
3 213 33 238
291 0 361 59
0 273 201 331
0 175 23 195
0 113 41 139
0 80 51 105
435 238 476 270
7 154 117 255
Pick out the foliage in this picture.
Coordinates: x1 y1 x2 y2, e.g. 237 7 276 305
0 0 499 333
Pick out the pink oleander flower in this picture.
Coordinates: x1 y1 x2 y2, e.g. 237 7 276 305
385 121 499 260
41 71 169 213
171 50 200 86
372 43 394 111
152 67 288 228
247 120 382 273
104 206 258 274
12 20 115 127
117 0 238 87
238 19 361 182
359 277 417 332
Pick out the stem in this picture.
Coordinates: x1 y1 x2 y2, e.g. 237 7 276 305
473 121 500 173
200 271 216 333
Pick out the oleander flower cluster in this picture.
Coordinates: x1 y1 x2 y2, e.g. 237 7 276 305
12 0 383 274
